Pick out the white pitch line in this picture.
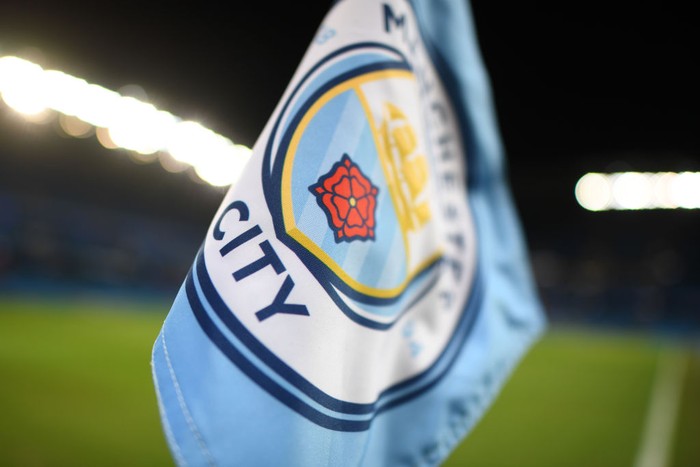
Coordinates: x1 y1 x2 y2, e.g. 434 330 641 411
634 351 687 467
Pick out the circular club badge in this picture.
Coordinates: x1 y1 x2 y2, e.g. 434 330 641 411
196 3 480 431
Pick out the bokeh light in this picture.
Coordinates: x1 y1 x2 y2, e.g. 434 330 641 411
670 172 700 209
576 172 700 211
59 114 93 138
0 55 251 187
575 173 612 211
611 172 652 210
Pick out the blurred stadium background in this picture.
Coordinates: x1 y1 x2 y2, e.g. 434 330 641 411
1 1 698 466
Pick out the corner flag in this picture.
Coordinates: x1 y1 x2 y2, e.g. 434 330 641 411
151 0 546 465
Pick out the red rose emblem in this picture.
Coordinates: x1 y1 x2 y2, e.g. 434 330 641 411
310 154 379 242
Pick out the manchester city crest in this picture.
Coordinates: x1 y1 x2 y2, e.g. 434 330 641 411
154 1 546 462
197 4 480 431
264 44 454 329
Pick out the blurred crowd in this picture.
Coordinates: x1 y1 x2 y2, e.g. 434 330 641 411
530 229 700 335
0 190 203 300
0 189 697 334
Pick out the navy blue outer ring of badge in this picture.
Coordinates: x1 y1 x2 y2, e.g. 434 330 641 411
262 43 442 329
189 250 485 430
187 27 491 428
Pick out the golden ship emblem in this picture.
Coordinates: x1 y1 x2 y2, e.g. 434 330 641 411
379 102 432 233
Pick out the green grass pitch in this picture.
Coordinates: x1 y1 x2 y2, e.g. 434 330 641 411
0 297 698 466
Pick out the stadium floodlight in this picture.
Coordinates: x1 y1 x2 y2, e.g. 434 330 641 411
0 55 252 187
0 56 48 115
575 171 700 211
575 173 612 211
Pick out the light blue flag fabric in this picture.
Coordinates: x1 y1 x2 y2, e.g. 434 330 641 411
151 0 547 465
